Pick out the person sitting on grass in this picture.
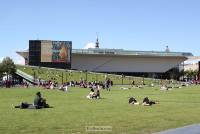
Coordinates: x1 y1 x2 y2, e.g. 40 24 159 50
86 88 95 99
92 89 100 99
128 97 139 105
59 83 68 92
14 92 50 109
34 92 49 108
142 97 157 106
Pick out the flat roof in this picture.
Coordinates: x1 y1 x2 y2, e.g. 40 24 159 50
72 48 193 57
17 48 193 57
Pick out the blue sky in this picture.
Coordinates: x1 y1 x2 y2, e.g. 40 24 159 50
0 0 200 64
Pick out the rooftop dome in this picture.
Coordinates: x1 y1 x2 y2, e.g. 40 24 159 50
83 42 96 49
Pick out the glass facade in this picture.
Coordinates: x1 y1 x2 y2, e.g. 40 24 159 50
29 40 72 69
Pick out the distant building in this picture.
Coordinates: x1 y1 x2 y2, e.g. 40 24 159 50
17 40 193 79
184 63 198 71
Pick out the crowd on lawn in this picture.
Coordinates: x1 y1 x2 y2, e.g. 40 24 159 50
14 78 195 110
0 80 22 88
14 91 158 110
13 78 113 109
36 78 113 92
7 75 200 110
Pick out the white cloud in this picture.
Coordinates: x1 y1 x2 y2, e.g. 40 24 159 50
0 56 24 65
83 42 96 49
0 57 4 63
13 56 25 65
0 48 25 65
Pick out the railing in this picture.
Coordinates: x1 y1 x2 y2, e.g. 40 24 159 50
16 69 35 83
72 49 193 57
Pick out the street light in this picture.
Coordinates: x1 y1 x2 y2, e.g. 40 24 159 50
62 72 64 84
142 75 145 85
85 70 88 82
121 74 124 85
32 69 36 84
96 73 98 82
65 71 68 82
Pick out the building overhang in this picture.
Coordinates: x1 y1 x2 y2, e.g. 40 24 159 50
16 51 29 59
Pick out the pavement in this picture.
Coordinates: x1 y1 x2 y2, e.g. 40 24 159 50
154 124 200 134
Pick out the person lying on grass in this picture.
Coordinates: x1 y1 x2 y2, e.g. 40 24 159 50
128 97 139 105
142 97 158 106
14 92 50 109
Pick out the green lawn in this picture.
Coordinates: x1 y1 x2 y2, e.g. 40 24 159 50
16 65 164 85
0 85 200 134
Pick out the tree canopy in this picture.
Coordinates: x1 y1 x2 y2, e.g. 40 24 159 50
0 63 3 78
0 57 16 79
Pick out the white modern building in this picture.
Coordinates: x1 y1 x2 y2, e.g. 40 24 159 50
16 39 193 79
72 48 191 73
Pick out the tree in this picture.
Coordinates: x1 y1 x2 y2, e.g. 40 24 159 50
184 70 198 81
1 57 16 82
0 63 3 79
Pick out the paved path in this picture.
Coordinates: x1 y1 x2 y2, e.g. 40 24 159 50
154 124 200 134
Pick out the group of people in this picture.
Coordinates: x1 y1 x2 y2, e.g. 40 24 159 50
14 91 158 110
39 80 58 89
13 76 159 110
57 79 113 94
129 96 158 106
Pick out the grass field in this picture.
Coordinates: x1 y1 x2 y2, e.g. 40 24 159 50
0 85 200 134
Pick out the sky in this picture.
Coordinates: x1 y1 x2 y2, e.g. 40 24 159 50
0 0 200 64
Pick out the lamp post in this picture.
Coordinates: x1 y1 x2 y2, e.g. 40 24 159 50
69 71 71 81
85 70 88 82
66 72 68 82
142 75 145 85
160 75 163 85
34 71 36 83
122 74 124 85
32 69 36 85
96 73 98 82
62 72 64 84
